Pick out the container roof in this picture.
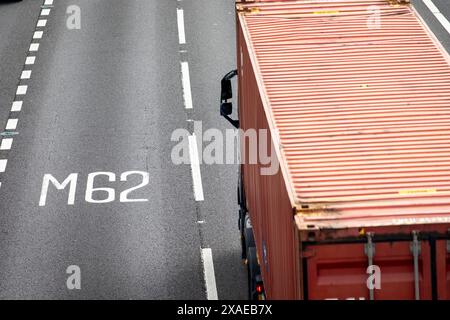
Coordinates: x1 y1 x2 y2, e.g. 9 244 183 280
239 0 450 229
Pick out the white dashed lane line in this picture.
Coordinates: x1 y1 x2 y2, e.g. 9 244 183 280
33 31 44 39
176 4 218 300
29 43 39 52
11 101 23 112
41 8 51 16
0 0 53 189
0 139 13 151
5 119 18 131
201 248 219 300
25 56 36 65
188 134 205 202
181 61 193 110
16 85 28 96
37 20 47 28
0 160 7 173
177 8 186 45
21 70 32 80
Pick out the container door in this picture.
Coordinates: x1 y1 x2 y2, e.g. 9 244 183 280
304 239 433 300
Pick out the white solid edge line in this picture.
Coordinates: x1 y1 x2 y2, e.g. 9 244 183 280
0 138 13 151
181 62 193 109
423 0 450 34
0 159 7 173
177 8 186 45
21 70 32 79
188 134 204 202
30 43 40 52
435 13 450 34
423 0 440 13
201 248 218 300
11 101 23 112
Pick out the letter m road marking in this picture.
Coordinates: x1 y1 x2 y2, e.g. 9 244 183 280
39 173 78 206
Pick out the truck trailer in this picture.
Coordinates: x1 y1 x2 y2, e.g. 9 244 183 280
220 0 450 300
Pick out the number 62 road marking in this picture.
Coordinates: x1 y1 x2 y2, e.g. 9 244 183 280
39 171 149 206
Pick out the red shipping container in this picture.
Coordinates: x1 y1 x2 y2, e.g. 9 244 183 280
235 0 450 300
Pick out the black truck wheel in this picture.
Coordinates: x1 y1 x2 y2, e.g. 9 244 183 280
247 246 262 300
244 215 255 250
239 208 246 259
238 172 249 259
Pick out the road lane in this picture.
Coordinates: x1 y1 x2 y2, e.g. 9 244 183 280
183 0 247 300
0 0 205 299
1 0 448 300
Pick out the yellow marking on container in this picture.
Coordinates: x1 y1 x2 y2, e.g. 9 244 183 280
399 189 437 195
313 10 340 15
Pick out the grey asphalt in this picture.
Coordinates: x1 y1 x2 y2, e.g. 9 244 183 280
0 0 43 134
0 0 245 299
0 0 449 300
182 0 247 300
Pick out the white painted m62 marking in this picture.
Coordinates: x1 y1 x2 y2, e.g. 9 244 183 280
119 171 149 203
39 173 78 206
85 172 116 204
39 171 149 206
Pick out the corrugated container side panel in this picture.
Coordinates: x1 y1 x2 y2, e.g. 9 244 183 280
237 19 300 300
239 0 450 230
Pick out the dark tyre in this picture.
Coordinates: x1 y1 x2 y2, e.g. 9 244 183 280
244 215 255 250
238 171 249 259
247 246 260 300
239 209 246 259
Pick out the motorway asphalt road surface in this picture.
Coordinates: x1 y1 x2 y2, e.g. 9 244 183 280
0 0 246 299
0 0 449 299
